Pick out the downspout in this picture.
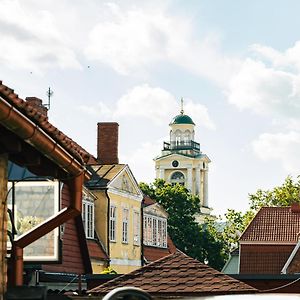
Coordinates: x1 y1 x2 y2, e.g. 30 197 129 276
105 189 110 263
0 96 89 286
141 197 144 266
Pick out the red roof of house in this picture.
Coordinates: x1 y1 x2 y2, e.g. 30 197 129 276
0 81 97 165
240 207 300 243
143 195 156 206
89 251 256 296
87 240 109 260
144 236 176 262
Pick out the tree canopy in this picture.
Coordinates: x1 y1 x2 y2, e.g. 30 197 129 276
139 179 227 270
220 176 300 252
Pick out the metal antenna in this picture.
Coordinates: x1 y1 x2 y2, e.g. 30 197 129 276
180 97 184 115
46 87 53 110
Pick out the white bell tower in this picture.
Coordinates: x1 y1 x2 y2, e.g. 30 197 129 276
154 99 211 220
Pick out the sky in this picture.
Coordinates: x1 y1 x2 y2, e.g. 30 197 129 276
1 0 300 216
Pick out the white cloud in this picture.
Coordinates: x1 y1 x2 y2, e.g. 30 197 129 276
0 0 81 72
77 101 113 120
79 84 215 129
252 131 300 174
114 84 175 124
252 41 300 72
120 138 165 183
228 43 300 120
84 3 239 85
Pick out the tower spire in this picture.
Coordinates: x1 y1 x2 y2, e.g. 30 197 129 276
180 97 184 115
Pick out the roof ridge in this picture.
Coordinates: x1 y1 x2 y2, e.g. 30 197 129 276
0 81 97 164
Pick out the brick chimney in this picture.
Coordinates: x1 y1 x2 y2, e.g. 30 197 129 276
26 97 48 117
97 122 119 164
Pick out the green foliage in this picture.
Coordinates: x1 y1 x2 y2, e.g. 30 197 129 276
248 176 300 210
221 175 300 252
139 179 227 270
100 266 117 274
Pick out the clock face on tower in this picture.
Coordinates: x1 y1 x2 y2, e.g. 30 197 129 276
172 160 179 167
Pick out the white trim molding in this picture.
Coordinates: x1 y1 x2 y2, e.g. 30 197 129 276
110 258 142 267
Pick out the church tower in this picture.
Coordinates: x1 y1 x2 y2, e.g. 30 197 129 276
154 99 211 220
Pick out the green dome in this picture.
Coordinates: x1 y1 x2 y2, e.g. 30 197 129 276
170 114 195 125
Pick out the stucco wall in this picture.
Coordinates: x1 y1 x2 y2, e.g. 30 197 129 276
108 192 142 274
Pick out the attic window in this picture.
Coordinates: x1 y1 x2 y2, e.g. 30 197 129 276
143 214 167 248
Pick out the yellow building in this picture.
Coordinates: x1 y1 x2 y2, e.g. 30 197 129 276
86 164 143 274
154 104 212 222
83 121 144 274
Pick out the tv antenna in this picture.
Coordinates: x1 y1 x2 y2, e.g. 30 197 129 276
45 87 53 110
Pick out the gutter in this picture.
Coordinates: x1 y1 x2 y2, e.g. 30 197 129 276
0 95 89 180
0 95 90 286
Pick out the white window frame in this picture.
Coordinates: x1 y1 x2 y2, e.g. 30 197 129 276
143 214 167 248
133 210 140 245
122 208 129 244
82 196 94 239
7 181 60 262
110 205 117 242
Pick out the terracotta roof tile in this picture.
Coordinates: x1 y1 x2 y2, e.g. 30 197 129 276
143 195 156 206
240 207 300 243
87 240 108 260
89 251 256 296
0 81 97 165
144 241 176 263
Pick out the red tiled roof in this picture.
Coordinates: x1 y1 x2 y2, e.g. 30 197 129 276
240 207 300 243
87 240 108 260
144 236 176 262
143 195 156 207
89 251 256 296
0 81 97 165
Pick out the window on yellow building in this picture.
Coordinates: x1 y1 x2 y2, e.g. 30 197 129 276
143 214 167 248
133 211 140 245
82 196 94 239
110 205 116 242
122 208 129 244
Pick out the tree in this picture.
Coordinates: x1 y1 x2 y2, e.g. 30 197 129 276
220 176 300 252
139 179 227 270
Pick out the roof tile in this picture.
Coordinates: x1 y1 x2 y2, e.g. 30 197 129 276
240 207 300 243
0 81 97 165
89 251 256 296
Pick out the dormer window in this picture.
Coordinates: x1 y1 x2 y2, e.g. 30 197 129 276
143 214 167 248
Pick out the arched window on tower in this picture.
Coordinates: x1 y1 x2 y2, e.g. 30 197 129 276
174 129 182 145
170 171 185 186
184 130 191 144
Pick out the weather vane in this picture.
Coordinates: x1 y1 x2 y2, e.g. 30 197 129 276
180 97 184 115
45 87 53 110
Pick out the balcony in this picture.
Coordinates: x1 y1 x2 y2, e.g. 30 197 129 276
163 140 200 151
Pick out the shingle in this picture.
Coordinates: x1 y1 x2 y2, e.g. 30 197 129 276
88 251 257 296
240 207 300 242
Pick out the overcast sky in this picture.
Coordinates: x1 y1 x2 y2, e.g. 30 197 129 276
2 0 300 216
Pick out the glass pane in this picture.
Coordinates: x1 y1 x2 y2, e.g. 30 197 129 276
12 181 59 260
